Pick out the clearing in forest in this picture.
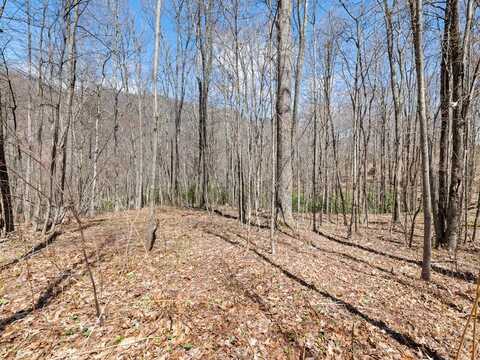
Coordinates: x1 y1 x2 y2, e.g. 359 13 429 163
0 207 477 359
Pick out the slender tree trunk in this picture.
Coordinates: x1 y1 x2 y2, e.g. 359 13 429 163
196 0 213 209
311 2 318 231
58 0 79 215
136 85 144 209
381 0 402 224
150 0 162 207
292 0 308 209
409 0 433 281
44 21 67 233
24 0 33 223
90 86 100 216
472 186 480 243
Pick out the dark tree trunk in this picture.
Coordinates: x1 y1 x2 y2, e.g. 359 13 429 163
0 93 14 233
437 0 452 246
198 79 209 208
445 0 464 251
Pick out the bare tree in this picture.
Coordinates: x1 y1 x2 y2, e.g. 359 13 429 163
135 40 145 210
0 91 14 232
436 0 452 247
195 0 214 209
444 0 465 251
24 0 33 223
275 0 294 227
292 0 308 214
170 0 192 205
409 0 433 281
150 0 162 207
380 0 402 224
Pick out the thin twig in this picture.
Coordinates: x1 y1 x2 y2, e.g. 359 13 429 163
68 204 102 324
456 273 480 359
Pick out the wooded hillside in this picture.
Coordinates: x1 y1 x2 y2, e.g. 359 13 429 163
0 0 479 358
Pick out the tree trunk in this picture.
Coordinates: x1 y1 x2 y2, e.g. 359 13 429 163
409 0 433 281
437 0 451 246
0 93 14 232
150 0 162 207
381 0 402 224
24 0 33 223
275 0 294 226
136 72 144 209
196 0 213 210
445 0 464 252
311 3 318 231
291 0 308 211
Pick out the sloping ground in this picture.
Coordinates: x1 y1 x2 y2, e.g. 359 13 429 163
0 207 477 359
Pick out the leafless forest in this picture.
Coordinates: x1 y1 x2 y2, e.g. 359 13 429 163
0 0 480 358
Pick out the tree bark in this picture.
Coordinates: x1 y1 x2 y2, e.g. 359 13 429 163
0 93 14 233
24 0 33 223
275 0 294 227
196 0 213 209
445 0 464 252
150 0 162 207
437 0 452 246
135 46 144 209
409 0 433 281
381 0 402 224
292 0 308 209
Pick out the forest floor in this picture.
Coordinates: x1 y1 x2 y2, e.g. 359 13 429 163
0 207 479 359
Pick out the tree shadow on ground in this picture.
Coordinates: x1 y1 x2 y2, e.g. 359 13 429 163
205 229 447 360
0 231 62 271
213 209 272 230
215 220 465 313
228 230 271 253
206 217 464 313
272 233 464 314
373 233 406 246
315 229 476 283
306 240 464 313
1 219 112 272
0 268 76 332
70 219 107 233
0 238 112 333
218 259 315 357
